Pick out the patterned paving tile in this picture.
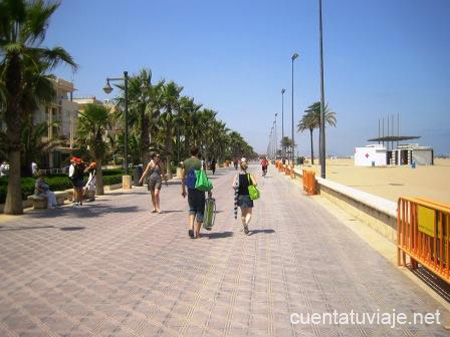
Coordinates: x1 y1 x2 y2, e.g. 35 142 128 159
0 167 448 336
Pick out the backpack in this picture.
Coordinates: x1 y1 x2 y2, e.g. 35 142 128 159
185 169 197 189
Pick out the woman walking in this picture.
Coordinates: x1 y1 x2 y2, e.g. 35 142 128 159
69 157 86 207
233 158 257 235
139 153 167 213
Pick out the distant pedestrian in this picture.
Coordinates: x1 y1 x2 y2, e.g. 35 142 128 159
261 157 268 177
84 162 97 201
233 158 257 235
139 153 167 213
233 158 239 170
210 158 217 175
0 161 9 177
35 171 58 209
31 162 38 176
181 147 209 239
69 157 85 207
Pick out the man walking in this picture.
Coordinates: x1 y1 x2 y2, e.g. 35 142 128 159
181 147 206 239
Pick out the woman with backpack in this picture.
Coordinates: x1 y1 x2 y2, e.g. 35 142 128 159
139 153 167 214
232 157 258 235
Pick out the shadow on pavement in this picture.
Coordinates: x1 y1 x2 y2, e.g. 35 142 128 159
248 229 275 236
0 225 55 232
60 226 85 231
161 210 183 214
23 204 139 219
204 231 234 239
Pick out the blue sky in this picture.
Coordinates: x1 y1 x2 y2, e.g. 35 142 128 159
47 0 450 156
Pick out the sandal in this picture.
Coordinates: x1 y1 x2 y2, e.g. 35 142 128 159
188 230 194 238
243 225 249 235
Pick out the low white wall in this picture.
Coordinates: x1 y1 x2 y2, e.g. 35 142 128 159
293 167 398 242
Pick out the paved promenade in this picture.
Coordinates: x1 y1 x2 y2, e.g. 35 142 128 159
0 166 448 336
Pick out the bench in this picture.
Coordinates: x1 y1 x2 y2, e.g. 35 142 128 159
27 191 69 209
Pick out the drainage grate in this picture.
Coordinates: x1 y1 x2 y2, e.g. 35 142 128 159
409 265 450 303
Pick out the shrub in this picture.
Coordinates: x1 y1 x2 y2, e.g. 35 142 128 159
0 172 124 203
103 174 123 185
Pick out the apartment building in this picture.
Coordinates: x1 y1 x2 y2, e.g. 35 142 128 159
33 78 80 168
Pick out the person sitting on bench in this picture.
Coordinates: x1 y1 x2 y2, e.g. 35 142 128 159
35 171 58 209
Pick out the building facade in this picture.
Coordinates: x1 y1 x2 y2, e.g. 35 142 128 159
33 78 80 168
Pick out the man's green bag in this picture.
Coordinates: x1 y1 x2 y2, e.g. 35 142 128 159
195 169 213 192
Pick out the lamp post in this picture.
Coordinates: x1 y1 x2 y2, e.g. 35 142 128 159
103 71 131 187
268 129 273 158
281 88 286 157
318 0 326 178
291 53 299 164
274 114 278 159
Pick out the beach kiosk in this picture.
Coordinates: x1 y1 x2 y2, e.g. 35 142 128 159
354 144 387 166
355 136 434 166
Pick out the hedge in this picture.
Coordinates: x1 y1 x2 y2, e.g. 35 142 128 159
0 170 124 203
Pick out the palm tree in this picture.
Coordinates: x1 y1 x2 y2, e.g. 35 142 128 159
0 0 77 214
280 137 294 159
298 113 317 164
77 104 110 195
20 118 61 177
160 81 183 177
297 101 337 165
178 96 202 158
114 73 164 167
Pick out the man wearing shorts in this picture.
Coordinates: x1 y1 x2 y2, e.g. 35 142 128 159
181 147 205 239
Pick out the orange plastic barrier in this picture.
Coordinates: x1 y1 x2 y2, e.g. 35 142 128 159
397 197 450 283
284 166 290 176
302 170 316 195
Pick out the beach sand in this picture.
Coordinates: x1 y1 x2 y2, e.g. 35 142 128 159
301 158 450 204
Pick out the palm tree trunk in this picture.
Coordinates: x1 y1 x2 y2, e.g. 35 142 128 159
4 54 23 215
184 135 190 158
141 112 150 167
4 150 23 214
96 157 104 195
309 129 315 165
165 123 173 179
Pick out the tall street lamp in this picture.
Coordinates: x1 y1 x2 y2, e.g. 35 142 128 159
291 52 299 164
274 114 278 158
103 71 131 188
268 128 273 158
281 88 286 157
319 0 326 178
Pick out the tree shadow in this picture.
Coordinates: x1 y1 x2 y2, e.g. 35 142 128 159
60 226 85 231
0 225 55 232
102 191 148 197
23 204 140 219
248 229 275 236
203 231 234 239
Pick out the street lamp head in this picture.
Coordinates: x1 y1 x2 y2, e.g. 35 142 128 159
291 53 299 61
281 88 286 94
103 80 113 94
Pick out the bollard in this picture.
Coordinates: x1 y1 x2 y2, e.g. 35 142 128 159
302 170 316 195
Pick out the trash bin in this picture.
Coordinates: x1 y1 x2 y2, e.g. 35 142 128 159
133 165 143 186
